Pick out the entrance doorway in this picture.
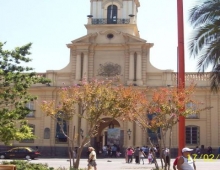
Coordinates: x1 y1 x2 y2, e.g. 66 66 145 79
92 118 124 155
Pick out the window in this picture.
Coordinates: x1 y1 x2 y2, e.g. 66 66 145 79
186 102 199 119
44 128 50 139
107 5 118 24
147 113 160 144
186 125 200 145
55 118 68 143
147 128 160 145
20 124 35 143
25 102 35 117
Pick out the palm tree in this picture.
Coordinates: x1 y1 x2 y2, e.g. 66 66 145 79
188 0 220 92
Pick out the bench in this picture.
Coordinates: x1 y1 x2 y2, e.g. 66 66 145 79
0 165 16 170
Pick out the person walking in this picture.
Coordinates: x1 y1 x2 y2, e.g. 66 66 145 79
127 147 134 163
139 149 147 164
88 147 97 170
177 147 196 170
173 156 180 170
148 150 153 164
134 147 140 164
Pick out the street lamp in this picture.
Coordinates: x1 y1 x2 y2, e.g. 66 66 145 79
177 0 185 155
127 129 132 140
109 122 114 129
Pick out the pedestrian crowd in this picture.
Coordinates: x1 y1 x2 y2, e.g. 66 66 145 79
87 144 219 170
102 144 122 158
124 145 159 164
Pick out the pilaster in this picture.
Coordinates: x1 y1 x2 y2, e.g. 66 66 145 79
83 52 88 80
136 52 143 85
88 51 94 80
206 95 211 146
75 52 81 81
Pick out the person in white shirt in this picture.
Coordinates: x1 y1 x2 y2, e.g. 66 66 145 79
88 147 97 170
177 147 196 170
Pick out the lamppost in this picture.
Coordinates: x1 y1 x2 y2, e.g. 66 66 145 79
177 0 185 155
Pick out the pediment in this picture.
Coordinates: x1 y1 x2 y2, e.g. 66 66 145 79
67 30 148 47
99 29 121 35
70 33 98 44
122 33 146 43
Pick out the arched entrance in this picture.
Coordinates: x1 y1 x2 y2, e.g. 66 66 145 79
92 118 124 155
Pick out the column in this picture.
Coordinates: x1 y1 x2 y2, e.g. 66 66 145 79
83 53 88 80
129 53 134 81
75 53 81 81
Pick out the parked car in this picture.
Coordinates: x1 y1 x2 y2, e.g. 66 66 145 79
0 147 40 159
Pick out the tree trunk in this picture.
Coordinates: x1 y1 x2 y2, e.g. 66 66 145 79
74 137 89 168
156 133 164 169
148 137 159 170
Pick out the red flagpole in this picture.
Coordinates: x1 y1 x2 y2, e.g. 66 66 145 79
177 0 185 156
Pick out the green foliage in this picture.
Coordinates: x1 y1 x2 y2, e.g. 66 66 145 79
1 160 87 170
188 0 220 92
1 160 54 170
0 42 51 145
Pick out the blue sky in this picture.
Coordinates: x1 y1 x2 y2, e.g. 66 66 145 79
0 0 199 72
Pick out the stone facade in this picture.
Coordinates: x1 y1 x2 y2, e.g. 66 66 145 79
0 0 219 157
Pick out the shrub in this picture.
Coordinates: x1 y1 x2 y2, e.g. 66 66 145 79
1 160 87 170
1 160 54 170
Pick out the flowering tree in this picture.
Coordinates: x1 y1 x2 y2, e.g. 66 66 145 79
134 83 211 170
41 79 147 169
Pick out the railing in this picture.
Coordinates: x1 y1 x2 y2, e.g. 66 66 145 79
35 73 46 78
92 18 130 24
172 72 210 81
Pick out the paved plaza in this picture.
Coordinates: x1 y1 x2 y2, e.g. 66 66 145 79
33 158 220 170
78 158 220 170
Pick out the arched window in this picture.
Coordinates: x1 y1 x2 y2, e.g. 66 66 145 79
44 128 50 139
186 125 200 145
107 5 118 24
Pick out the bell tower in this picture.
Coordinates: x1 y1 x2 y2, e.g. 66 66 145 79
86 0 140 37
67 0 154 86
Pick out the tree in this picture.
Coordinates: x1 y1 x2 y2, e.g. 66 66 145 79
134 83 211 170
0 42 50 145
188 0 220 92
41 79 147 169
